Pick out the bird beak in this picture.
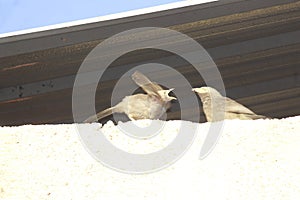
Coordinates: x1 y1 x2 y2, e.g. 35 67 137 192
167 88 174 92
167 88 177 100
192 88 199 93
192 88 206 93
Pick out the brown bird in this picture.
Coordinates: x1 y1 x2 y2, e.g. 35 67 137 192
84 71 176 123
192 86 266 122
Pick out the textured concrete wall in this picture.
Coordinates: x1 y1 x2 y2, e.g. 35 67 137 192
1 116 299 199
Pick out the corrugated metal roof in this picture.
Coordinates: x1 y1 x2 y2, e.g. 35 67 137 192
0 0 299 125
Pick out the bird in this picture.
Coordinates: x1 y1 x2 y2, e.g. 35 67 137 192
84 71 176 123
131 71 175 103
192 86 267 122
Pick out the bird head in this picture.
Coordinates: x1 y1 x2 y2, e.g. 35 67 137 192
157 88 177 101
192 87 223 97
192 87 209 94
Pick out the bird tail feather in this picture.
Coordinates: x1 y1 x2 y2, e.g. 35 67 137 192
246 113 268 120
84 107 115 123
254 114 268 119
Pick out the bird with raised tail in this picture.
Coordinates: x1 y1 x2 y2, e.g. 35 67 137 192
84 71 176 123
192 86 267 122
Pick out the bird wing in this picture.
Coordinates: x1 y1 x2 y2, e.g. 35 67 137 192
224 97 257 115
131 71 163 96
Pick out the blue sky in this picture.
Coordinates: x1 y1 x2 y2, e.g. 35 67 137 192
0 0 181 34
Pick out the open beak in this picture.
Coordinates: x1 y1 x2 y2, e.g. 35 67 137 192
167 88 177 100
167 88 174 93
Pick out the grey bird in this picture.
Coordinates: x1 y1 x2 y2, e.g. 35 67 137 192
192 86 266 122
84 71 176 123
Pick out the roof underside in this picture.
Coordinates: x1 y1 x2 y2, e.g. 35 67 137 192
0 0 299 125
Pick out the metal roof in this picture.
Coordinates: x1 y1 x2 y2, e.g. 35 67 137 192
0 0 299 125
